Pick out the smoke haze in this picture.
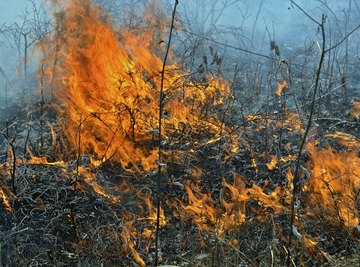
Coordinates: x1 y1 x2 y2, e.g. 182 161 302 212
0 0 359 102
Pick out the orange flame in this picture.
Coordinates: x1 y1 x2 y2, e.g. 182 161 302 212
173 174 293 236
177 183 221 233
0 187 13 212
325 131 360 150
138 191 166 227
307 143 360 228
27 1 360 264
266 154 278 170
43 0 230 173
276 80 288 96
0 164 16 212
121 221 146 267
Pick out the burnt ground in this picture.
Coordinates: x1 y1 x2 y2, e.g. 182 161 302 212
0 95 359 266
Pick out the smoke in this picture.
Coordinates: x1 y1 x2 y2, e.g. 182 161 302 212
0 0 44 105
0 0 37 72
0 0 359 105
178 0 358 49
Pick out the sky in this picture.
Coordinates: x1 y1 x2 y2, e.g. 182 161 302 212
0 0 41 25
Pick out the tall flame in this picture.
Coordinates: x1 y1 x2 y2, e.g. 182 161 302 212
44 0 230 172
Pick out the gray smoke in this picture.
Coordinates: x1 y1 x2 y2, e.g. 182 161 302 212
0 0 359 105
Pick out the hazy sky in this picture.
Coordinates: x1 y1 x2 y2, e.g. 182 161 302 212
1 0 356 41
179 0 355 46
0 0 39 25
0 0 358 81
1 0 353 26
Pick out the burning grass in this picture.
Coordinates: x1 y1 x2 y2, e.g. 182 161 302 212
44 0 231 173
306 143 360 229
0 0 359 266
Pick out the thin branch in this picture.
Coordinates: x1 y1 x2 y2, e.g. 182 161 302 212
75 114 82 190
178 28 312 69
325 23 360 53
155 0 179 266
180 28 275 61
299 81 351 108
1 132 17 195
287 13 327 267
290 0 321 26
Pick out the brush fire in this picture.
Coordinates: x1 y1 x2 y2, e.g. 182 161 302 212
0 0 359 266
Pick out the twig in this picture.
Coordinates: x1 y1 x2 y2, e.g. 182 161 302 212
75 114 82 190
9 142 17 196
180 28 276 61
1 132 17 195
290 1 321 26
155 1 179 266
299 81 351 108
325 23 360 53
23 125 32 157
287 9 327 267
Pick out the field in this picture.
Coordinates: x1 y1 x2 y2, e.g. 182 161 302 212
0 0 359 266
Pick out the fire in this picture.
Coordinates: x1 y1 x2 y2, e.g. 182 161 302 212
325 131 360 150
173 174 292 236
121 221 146 267
173 135 359 239
0 0 352 265
26 144 64 165
266 155 278 170
306 143 360 228
221 176 250 230
119 190 167 266
138 191 166 227
275 80 288 96
172 180 249 236
0 163 17 212
0 187 13 212
43 0 230 172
